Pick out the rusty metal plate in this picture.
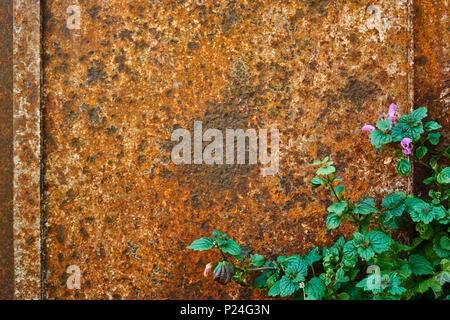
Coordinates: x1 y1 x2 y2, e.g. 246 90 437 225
0 0 14 300
41 0 413 299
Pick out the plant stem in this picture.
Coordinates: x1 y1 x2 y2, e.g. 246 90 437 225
248 266 277 272
326 176 341 202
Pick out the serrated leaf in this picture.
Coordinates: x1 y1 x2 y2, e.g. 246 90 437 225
370 130 392 148
279 276 296 297
437 167 450 184
305 277 326 300
284 255 308 276
221 239 241 255
433 234 450 258
381 192 405 209
392 116 424 142
409 254 434 275
268 281 281 297
428 132 441 145
424 121 442 131
336 268 349 283
353 197 380 215
358 247 375 260
304 247 322 266
327 201 348 215
409 202 441 224
440 236 450 251
397 159 411 176
411 107 427 121
326 213 341 230
376 120 393 131
367 231 392 254
415 146 428 159
187 237 214 251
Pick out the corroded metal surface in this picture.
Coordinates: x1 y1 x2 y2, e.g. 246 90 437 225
413 0 449 196
0 0 14 300
13 0 42 299
41 0 413 299
414 0 449 133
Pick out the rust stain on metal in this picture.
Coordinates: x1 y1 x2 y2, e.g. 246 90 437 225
13 0 42 299
413 0 449 195
0 0 14 300
39 0 413 299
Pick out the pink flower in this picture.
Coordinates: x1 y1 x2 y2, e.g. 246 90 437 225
400 137 412 155
362 125 376 131
203 263 213 277
388 103 396 122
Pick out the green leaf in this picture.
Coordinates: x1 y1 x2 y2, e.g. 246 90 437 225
381 192 405 208
253 273 267 289
391 116 424 142
437 167 450 184
358 247 375 260
250 254 265 267
326 213 342 230
411 107 427 121
304 247 322 266
284 255 308 276
367 231 392 254
219 239 241 255
279 276 297 297
234 246 253 260
428 132 441 145
433 233 450 258
336 268 349 283
423 176 436 185
415 146 428 159
268 281 281 297
353 197 379 215
334 185 345 196
424 121 442 131
408 254 433 275
310 177 323 189
316 166 336 176
397 159 411 176
305 278 326 300
212 229 229 240
342 241 357 267
327 201 348 216
370 130 392 148
187 237 214 251
409 202 443 224
376 120 393 131
441 236 450 251
336 292 350 300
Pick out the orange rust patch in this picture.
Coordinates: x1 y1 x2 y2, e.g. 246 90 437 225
42 0 412 299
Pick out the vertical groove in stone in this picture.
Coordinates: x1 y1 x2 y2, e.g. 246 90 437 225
0 0 14 300
13 0 42 299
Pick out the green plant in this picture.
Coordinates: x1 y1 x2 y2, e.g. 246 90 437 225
188 105 449 300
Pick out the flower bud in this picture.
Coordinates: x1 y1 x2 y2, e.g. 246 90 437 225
203 263 213 277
